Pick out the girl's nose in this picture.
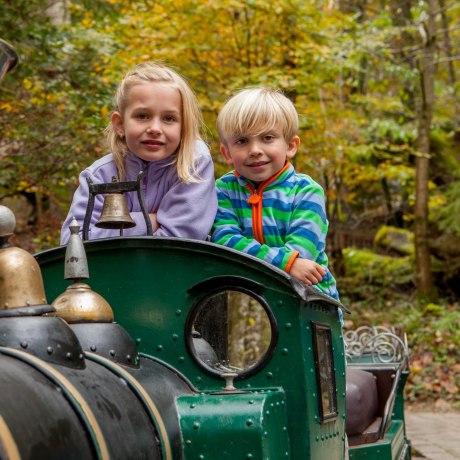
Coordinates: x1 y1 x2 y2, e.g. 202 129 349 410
146 120 161 135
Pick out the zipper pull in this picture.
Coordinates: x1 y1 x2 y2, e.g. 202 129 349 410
247 194 261 205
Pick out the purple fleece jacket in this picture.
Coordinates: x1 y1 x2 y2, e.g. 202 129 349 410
60 140 217 244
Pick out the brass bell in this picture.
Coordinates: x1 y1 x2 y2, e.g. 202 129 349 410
95 192 136 232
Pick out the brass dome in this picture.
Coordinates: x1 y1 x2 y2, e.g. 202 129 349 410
0 205 47 310
51 282 114 323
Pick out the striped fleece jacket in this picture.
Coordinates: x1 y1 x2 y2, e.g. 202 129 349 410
211 162 339 300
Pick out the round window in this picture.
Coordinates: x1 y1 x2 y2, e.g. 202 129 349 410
186 289 278 379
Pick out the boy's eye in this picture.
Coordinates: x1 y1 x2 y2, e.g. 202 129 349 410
263 134 275 142
235 138 248 145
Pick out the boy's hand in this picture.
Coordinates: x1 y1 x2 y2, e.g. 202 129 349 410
290 258 326 285
149 213 159 231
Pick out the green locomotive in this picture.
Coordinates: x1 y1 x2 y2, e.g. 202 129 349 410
0 212 411 459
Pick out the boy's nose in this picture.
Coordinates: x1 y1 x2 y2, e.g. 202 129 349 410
248 142 263 156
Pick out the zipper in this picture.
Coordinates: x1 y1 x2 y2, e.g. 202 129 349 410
243 163 290 244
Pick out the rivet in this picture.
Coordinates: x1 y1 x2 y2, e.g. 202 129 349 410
321 435 325 440
247 454 253 459
186 439 192 445
109 349 115 357
281 348 288 355
26 300 31 306
135 338 142 344
172 334 178 341
47 346 53 354
126 354 131 362
178 356 185 363
90 345 97 351
285 323 292 329
157 345 163 351
277 300 283 306
190 403 196 408
266 410 270 416
266 372 273 379
195 376 202 382
248 400 255 405
342 392 346 397
79 354 84 360
283 426 287 431
193 422 200 430
316 436 320 441
20 341 28 349
199 455 205 460
246 418 254 426
176 309 182 316
312 393 316 398
66 352 72 360
314 415 318 420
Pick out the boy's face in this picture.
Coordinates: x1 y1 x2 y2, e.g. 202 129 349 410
220 129 300 184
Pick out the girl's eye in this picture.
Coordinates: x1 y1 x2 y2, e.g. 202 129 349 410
136 113 149 120
163 115 177 123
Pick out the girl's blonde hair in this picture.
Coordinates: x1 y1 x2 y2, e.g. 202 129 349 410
216 87 299 144
106 62 204 182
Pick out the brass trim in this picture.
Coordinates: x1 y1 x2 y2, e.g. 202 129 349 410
0 347 109 460
85 351 173 460
0 415 21 460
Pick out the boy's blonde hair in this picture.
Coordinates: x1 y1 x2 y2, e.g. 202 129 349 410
216 87 299 144
106 62 204 182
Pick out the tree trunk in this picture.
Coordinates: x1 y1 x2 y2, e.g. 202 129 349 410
414 0 437 300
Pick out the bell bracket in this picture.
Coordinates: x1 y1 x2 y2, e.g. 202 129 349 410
82 171 153 241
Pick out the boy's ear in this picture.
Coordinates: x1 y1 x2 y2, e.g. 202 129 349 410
286 135 300 159
111 112 124 137
220 144 234 166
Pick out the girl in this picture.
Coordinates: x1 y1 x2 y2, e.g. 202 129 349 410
60 62 217 244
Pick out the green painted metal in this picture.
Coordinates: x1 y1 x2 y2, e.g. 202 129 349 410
178 390 289 459
349 421 410 460
36 237 411 460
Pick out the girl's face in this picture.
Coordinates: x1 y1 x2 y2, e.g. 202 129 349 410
112 81 182 162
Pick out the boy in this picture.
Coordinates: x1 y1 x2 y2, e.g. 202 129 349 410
211 87 339 300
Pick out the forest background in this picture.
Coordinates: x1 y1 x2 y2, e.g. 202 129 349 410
0 0 459 409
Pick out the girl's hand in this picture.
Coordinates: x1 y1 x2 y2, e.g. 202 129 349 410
149 213 159 231
290 258 326 285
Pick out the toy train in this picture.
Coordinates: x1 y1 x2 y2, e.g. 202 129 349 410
0 40 411 460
